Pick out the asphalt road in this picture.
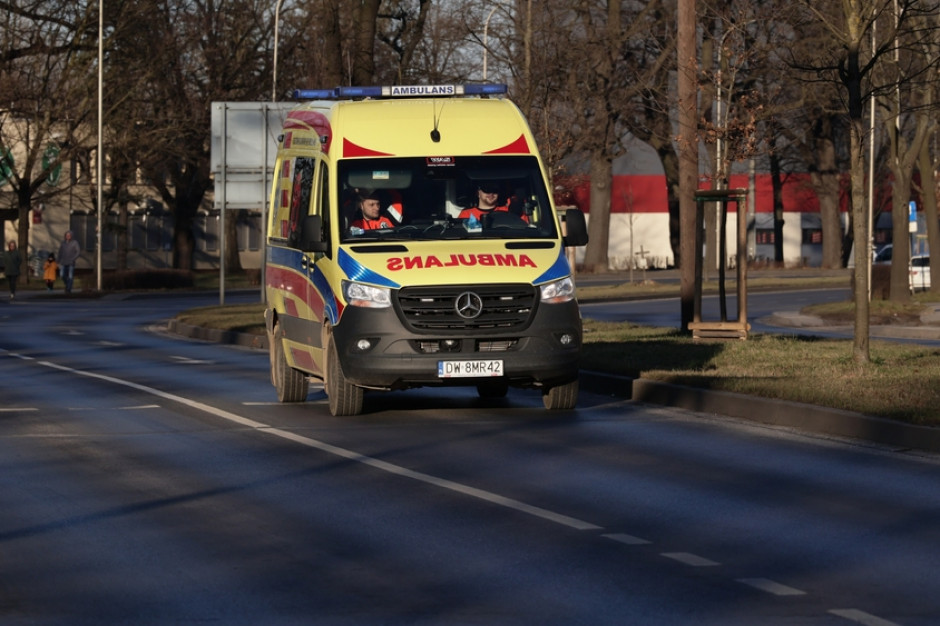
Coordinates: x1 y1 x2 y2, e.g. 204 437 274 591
580 287 852 333
2 293 939 625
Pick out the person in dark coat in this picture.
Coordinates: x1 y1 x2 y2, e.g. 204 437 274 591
57 230 81 294
2 241 22 300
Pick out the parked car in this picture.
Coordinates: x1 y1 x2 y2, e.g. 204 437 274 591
910 255 931 292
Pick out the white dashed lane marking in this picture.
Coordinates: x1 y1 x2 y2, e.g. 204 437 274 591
661 552 720 567
169 355 214 365
829 608 902 626
737 577 806 596
603 533 651 546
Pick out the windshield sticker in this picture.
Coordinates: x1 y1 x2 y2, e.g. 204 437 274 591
426 156 455 166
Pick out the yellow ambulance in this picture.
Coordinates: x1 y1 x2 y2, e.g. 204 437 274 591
264 83 588 416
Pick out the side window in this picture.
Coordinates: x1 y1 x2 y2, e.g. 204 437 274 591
269 156 316 247
270 158 292 240
287 157 316 247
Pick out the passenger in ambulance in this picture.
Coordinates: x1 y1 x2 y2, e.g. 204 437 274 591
350 189 394 231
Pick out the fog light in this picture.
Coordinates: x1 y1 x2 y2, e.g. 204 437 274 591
442 339 460 350
558 333 574 346
356 338 374 351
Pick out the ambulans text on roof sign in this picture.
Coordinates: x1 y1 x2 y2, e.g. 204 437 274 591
293 84 508 100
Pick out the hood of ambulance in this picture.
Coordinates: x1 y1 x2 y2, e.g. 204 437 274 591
330 97 534 158
324 97 567 289
336 242 571 290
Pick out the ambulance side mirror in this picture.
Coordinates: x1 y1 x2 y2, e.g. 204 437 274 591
562 209 588 247
299 215 328 253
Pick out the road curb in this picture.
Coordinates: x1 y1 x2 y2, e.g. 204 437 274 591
166 319 267 350
167 321 940 454
628 378 940 453
577 370 940 453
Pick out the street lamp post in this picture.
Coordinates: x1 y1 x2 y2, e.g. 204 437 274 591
483 6 498 81
272 0 286 101
97 0 104 291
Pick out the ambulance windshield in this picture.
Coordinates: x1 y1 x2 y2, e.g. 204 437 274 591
338 156 559 243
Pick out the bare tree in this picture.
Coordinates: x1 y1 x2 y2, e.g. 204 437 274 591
503 0 670 274
788 0 940 363
0 0 98 265
877 4 938 301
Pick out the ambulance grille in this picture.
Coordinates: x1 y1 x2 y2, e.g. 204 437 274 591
397 284 536 331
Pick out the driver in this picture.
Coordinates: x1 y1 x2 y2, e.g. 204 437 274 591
351 189 394 230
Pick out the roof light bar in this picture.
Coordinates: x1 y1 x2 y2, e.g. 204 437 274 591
462 83 508 95
336 86 384 98
293 88 336 100
292 84 509 100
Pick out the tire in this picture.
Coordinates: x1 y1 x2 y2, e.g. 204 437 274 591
476 380 509 398
542 379 578 410
326 335 364 416
273 324 308 403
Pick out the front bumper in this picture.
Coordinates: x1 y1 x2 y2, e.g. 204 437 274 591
332 299 582 390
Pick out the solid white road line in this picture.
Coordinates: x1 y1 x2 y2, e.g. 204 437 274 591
21 354 601 532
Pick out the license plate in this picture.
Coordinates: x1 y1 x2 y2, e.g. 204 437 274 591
438 359 503 378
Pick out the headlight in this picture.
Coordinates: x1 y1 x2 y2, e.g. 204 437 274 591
540 276 575 303
342 280 391 308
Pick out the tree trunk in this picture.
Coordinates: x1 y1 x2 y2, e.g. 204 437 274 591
116 203 128 272
352 0 380 84
677 0 697 331
849 116 870 364
225 212 242 273
582 152 612 273
918 138 939 297
810 116 843 269
886 110 931 302
888 169 913 303
658 146 681 267
769 151 785 265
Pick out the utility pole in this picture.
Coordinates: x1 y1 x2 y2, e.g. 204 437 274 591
677 0 698 331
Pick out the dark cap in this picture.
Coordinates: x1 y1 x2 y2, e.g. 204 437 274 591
478 181 500 193
359 188 381 201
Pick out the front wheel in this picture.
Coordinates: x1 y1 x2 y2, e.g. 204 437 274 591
326 336 364 416
542 379 578 410
273 324 308 403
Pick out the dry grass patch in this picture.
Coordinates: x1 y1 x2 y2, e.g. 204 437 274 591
174 303 266 335
582 320 940 425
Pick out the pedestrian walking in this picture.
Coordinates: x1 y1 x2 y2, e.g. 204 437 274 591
2 241 22 300
43 253 58 290
57 230 80 294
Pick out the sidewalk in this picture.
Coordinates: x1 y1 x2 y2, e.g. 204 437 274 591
765 303 940 342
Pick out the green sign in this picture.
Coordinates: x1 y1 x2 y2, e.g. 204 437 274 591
0 149 12 187
42 144 61 186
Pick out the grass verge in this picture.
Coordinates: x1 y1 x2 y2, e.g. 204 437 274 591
581 320 940 426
